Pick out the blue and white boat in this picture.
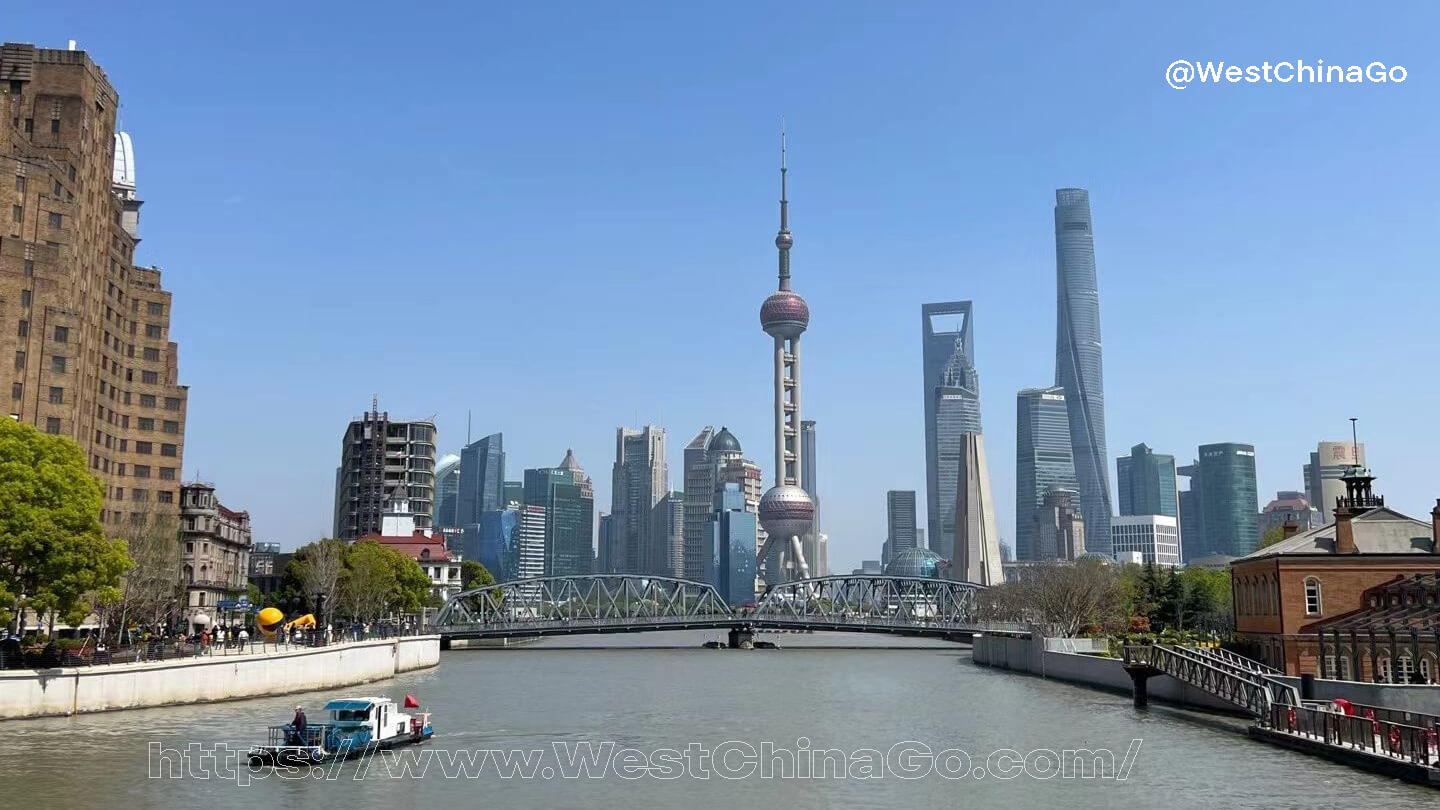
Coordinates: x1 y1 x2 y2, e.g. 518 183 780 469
248 695 434 765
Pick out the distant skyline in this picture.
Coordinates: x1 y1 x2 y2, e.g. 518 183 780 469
10 3 1438 573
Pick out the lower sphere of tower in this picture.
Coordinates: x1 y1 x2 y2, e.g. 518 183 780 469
758 484 814 539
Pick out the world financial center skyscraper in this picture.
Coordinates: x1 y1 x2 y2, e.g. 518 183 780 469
922 302 1001 584
1054 188 1113 556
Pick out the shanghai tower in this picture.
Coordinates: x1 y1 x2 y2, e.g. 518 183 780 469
755 129 814 586
1053 188 1112 555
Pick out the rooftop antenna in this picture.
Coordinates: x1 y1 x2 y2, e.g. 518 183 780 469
1349 417 1360 473
372 394 379 415
467 409 472 445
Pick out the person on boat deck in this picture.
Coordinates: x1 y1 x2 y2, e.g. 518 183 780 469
289 705 308 745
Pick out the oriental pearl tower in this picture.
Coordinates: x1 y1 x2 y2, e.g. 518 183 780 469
755 129 813 586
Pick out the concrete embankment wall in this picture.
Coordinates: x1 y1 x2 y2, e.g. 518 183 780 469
1271 674 1440 716
972 633 1243 714
0 635 440 721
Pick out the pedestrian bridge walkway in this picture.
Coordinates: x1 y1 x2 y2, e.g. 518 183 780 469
433 573 1021 643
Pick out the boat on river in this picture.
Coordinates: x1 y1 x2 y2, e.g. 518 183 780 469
247 695 434 765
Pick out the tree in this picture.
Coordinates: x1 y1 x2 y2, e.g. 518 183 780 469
285 538 346 625
1258 525 1287 549
110 508 184 641
0 419 132 635
460 560 494 590
979 558 1125 637
336 541 432 622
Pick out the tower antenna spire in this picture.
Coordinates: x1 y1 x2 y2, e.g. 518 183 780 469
775 121 792 291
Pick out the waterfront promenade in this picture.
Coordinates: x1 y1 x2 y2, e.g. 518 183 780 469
0 633 439 720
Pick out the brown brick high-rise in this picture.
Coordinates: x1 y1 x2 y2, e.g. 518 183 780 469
1 43 187 524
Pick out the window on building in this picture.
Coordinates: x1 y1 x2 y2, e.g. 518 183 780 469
157 490 173 504
20 290 30 308
1422 656 1435 685
16 320 26 337
44 417 60 434
164 397 181 411
1304 577 1323 616
23 260 33 277
160 467 176 480
163 420 179 434
14 175 24 192
50 356 66 373
11 205 20 223
14 351 25 370
47 386 62 404
140 394 156 408
135 442 152 454
47 212 62 229
10 383 20 399
139 418 154 431
1378 656 1392 683
145 324 161 339
161 443 177 457
49 118 59 134
143 347 159 361
1398 654 1415 685
132 489 148 502
133 465 150 478
148 302 163 316
141 370 157 385
53 325 68 343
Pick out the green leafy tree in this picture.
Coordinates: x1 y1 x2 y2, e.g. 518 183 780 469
460 560 494 590
336 541 433 622
0 419 132 635
1258 524 1287 549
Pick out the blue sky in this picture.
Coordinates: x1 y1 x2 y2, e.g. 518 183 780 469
10 3 1439 569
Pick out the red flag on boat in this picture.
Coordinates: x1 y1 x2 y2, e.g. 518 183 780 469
404 694 420 708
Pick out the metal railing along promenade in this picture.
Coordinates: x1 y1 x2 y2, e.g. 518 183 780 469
0 625 430 670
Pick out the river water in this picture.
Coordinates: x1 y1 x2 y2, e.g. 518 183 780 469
3 631 1433 808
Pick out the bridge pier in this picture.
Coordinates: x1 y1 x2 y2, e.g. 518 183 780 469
1124 665 1160 708
727 628 753 649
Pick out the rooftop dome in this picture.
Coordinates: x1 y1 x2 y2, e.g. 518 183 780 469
559 448 582 471
760 290 809 338
884 548 946 579
707 426 741 455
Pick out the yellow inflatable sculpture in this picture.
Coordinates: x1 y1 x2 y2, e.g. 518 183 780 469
257 607 316 640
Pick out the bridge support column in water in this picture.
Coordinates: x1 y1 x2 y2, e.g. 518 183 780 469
1124 663 1160 708
728 628 754 649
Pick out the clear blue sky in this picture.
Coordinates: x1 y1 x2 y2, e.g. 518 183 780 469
10 3 1439 570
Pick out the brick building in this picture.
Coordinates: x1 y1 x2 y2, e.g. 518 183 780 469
1231 469 1440 677
1 42 187 526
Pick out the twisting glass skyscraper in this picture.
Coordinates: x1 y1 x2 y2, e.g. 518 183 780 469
1053 188 1112 555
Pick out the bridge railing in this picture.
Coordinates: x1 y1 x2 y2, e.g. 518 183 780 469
754 574 987 628
1269 702 1434 765
1124 643 1297 716
435 574 734 630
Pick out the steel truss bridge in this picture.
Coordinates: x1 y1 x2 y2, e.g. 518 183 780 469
433 574 1012 645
